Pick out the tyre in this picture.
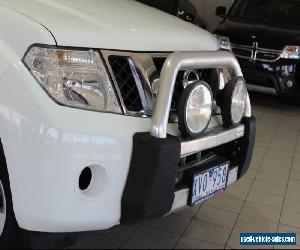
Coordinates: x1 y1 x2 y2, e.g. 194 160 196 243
0 149 29 249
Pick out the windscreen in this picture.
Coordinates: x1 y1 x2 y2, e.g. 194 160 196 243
230 0 300 27
136 0 180 15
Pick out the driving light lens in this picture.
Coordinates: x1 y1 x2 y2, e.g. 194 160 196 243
231 80 247 124
24 46 121 113
220 77 247 127
178 82 213 138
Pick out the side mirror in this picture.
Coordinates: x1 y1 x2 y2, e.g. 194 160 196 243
216 6 227 18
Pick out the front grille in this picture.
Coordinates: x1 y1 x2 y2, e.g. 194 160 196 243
232 47 252 59
108 56 143 112
256 50 281 61
108 55 219 114
232 44 282 62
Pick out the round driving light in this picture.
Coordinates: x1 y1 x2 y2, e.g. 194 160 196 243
220 77 248 128
178 82 213 138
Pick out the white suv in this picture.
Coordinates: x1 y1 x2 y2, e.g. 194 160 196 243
0 0 255 248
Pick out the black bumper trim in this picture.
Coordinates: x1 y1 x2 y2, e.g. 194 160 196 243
121 117 256 225
238 116 256 178
121 133 181 225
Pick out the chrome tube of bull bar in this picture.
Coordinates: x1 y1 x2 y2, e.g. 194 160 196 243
150 51 251 139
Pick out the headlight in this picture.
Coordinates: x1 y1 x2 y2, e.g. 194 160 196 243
178 82 213 138
216 35 232 52
220 77 247 128
281 46 300 59
23 46 121 113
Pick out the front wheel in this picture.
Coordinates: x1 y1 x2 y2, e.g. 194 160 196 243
0 179 7 244
0 158 29 249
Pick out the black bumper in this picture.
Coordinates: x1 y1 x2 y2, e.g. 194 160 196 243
239 58 300 97
121 116 256 225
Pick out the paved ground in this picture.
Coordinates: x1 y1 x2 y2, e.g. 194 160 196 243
71 93 300 249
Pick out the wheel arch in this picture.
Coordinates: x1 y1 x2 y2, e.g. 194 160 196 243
0 138 15 210
0 134 24 229
0 139 7 170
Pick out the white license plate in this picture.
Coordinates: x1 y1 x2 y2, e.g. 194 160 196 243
191 163 229 205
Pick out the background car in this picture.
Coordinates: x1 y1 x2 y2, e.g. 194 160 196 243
215 0 300 102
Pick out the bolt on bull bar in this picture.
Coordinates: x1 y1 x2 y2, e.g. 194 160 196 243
149 51 252 156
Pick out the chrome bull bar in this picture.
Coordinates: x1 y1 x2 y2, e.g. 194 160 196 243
150 51 252 139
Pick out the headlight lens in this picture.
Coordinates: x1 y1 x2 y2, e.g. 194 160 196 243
220 77 247 127
178 82 213 138
216 35 232 52
24 46 121 113
281 46 300 59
